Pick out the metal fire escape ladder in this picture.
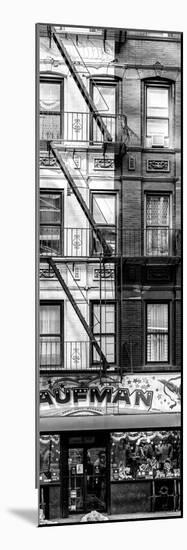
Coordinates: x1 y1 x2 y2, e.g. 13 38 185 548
48 258 110 371
50 26 113 143
50 143 112 256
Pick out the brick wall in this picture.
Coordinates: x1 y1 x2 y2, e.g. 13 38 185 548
121 299 142 370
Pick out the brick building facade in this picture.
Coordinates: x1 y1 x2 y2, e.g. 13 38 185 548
37 25 182 524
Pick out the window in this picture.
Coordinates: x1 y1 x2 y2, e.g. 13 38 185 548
145 83 170 146
91 80 117 141
40 192 63 256
92 193 117 255
110 431 181 481
146 303 169 362
40 303 63 368
145 194 171 256
91 302 116 364
40 78 63 140
40 434 60 482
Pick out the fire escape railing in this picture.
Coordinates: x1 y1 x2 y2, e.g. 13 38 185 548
39 27 125 373
50 143 113 257
48 258 110 371
39 227 181 258
50 26 113 143
40 111 128 143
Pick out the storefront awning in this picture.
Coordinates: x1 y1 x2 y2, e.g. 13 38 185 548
40 412 181 432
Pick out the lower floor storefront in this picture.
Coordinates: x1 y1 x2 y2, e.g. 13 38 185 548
39 427 181 524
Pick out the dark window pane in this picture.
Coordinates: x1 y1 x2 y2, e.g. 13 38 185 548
40 434 60 482
40 195 61 224
93 228 116 255
40 227 61 255
68 448 84 512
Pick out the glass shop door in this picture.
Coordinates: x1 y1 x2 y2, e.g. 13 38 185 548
68 446 107 514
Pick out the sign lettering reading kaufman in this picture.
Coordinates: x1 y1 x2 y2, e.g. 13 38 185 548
40 374 181 417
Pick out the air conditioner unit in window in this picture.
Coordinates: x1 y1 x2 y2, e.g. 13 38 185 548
151 135 165 147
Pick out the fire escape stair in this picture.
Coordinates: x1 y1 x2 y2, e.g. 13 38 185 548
51 26 113 143
50 143 112 256
48 257 110 371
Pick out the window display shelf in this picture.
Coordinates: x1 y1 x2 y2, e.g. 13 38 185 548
40 481 61 486
111 476 181 483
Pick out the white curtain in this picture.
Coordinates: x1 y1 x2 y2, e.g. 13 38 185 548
40 83 60 112
147 304 168 362
40 306 61 366
146 196 169 256
40 305 60 333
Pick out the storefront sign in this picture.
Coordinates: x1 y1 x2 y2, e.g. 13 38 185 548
40 373 181 417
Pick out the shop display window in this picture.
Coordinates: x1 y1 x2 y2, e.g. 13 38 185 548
40 434 60 483
110 431 181 481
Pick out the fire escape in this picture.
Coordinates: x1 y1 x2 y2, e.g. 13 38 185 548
39 25 128 375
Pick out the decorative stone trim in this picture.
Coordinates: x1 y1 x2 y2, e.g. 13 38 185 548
94 158 114 170
93 267 115 280
146 159 170 172
146 266 171 282
40 265 57 279
40 155 59 168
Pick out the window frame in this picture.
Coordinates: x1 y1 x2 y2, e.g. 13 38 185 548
90 300 117 366
40 300 64 370
40 433 61 483
145 301 170 364
40 190 63 257
144 192 172 256
143 79 173 148
89 78 119 142
40 75 64 141
91 191 118 256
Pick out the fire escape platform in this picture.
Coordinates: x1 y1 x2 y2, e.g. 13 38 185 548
123 256 181 265
50 27 113 143
48 258 111 371
50 143 114 257
40 256 119 264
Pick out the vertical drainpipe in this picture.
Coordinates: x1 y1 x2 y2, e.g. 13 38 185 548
120 176 123 382
99 253 102 383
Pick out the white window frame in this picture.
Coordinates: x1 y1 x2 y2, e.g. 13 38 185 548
144 81 173 148
144 193 172 256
